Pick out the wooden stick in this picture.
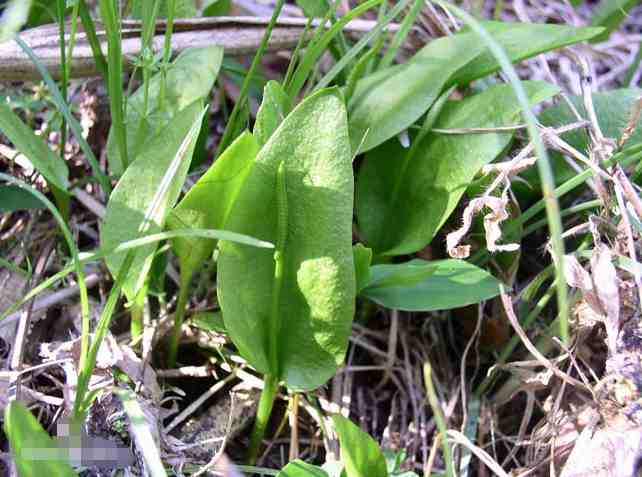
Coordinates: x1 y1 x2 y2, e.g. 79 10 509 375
0 16 396 80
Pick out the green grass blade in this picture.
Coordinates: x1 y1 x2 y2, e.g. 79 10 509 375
98 0 128 172
114 388 167 477
424 362 456 477
437 0 570 344
378 0 423 69
286 0 384 100
14 35 112 195
215 0 286 157
313 0 411 92
78 0 108 79
0 173 90 383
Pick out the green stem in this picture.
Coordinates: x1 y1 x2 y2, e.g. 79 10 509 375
168 271 191 367
130 289 146 340
56 0 68 172
159 0 176 113
79 0 108 79
248 373 279 464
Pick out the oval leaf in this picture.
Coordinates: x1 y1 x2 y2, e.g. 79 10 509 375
356 80 559 255
348 30 484 154
349 21 602 153
102 103 205 301
360 259 502 311
217 88 355 391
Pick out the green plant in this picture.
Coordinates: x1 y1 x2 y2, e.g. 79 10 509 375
217 88 355 461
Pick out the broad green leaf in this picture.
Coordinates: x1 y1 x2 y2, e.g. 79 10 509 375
102 103 204 301
348 31 483 154
167 131 259 280
4 401 78 477
590 0 638 43
296 0 330 18
254 81 291 147
356 81 559 255
131 0 197 18
353 243 372 294
0 185 45 211
332 415 388 477
518 88 642 202
217 88 355 391
360 259 502 311
0 103 68 191
202 0 231 16
449 21 604 85
107 46 223 174
278 460 330 477
348 21 602 153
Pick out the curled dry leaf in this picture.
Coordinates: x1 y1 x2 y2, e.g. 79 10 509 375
590 245 620 353
447 191 519 259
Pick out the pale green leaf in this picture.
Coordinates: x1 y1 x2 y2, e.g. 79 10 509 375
102 103 204 301
356 81 559 255
107 46 223 174
349 21 603 153
217 88 355 391
360 259 502 311
0 0 32 43
449 21 603 85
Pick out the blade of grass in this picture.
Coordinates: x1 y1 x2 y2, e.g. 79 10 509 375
313 0 411 92
286 0 384 100
0 227 273 326
0 173 90 392
56 0 68 170
282 16 313 91
15 35 112 195
114 388 167 477
78 0 108 79
159 0 175 112
424 362 456 477
284 0 340 95
99 0 128 172
437 0 570 344
215 0 286 157
378 0 422 69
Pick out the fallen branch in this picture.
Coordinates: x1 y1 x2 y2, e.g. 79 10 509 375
0 16 395 80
